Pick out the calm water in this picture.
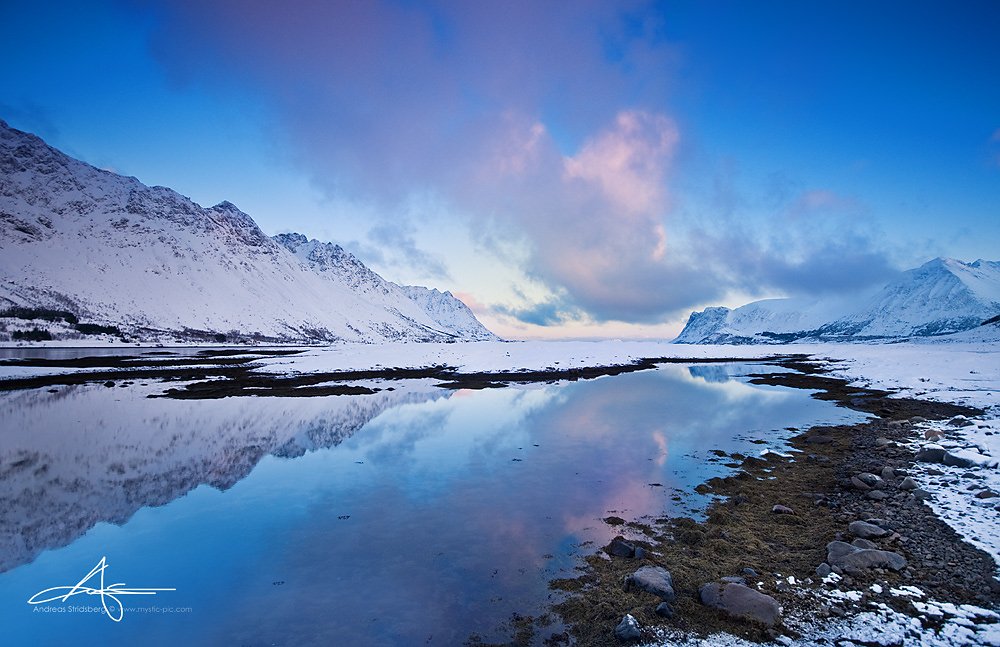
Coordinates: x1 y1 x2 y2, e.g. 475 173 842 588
0 363 866 645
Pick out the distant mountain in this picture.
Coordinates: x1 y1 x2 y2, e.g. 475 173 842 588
0 119 498 343
675 258 1000 344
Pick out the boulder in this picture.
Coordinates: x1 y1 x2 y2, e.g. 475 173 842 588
916 447 974 468
856 472 884 488
607 536 636 558
815 563 832 577
771 504 795 515
614 614 641 642
899 476 918 490
850 476 872 491
851 538 878 550
826 541 906 575
625 566 675 602
866 489 889 501
699 582 781 626
848 520 890 539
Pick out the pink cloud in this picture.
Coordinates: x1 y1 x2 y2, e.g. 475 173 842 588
564 111 679 216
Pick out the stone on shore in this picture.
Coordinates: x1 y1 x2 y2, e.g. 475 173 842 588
826 541 907 575
699 582 781 626
625 566 676 602
849 520 890 539
614 614 641 641
916 447 974 468
607 536 636 558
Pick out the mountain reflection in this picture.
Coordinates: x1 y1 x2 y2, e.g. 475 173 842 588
0 383 446 572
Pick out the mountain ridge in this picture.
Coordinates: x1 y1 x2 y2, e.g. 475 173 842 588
0 120 498 344
675 257 1000 344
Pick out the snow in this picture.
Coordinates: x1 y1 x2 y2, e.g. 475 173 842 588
676 258 1000 343
0 122 494 344
394 284 499 341
245 340 779 376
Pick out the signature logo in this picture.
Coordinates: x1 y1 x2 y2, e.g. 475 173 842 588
27 557 176 622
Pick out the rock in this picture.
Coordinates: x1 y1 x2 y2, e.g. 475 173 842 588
975 489 999 499
625 566 676 602
914 447 948 463
742 567 759 577
816 563 831 577
943 453 975 468
911 416 928 424
655 602 674 618
614 614 641 642
849 520 890 539
881 466 895 481
912 489 933 501
856 472 883 488
826 541 907 575
721 575 746 584
916 447 974 468
948 416 974 427
852 538 878 549
103 380 115 388
607 536 636 558
899 476 918 490
699 582 781 626
604 516 626 525
887 420 903 431
771 504 795 515
826 541 856 564
634 547 647 560
866 489 889 501
875 437 894 447
850 476 872 491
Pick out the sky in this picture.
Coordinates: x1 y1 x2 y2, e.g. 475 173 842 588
1 0 998 339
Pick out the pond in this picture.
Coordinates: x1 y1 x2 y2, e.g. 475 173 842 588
0 362 867 645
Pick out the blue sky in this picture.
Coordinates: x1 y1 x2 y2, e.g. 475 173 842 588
2 0 998 338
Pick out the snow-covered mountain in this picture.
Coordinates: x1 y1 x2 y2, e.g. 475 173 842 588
0 119 497 343
274 233 498 341
676 258 1000 344
394 284 498 341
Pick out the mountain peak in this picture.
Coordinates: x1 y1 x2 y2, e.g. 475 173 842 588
675 257 1000 344
0 122 499 344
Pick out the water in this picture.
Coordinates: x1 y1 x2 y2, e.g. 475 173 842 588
0 362 867 645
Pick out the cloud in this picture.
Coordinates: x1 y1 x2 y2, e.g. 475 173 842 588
367 223 451 281
146 1 898 326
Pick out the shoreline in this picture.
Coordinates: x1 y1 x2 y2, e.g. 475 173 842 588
0 348 792 396
533 358 1000 646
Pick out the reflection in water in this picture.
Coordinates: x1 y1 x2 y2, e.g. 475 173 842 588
0 383 446 572
0 365 866 645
